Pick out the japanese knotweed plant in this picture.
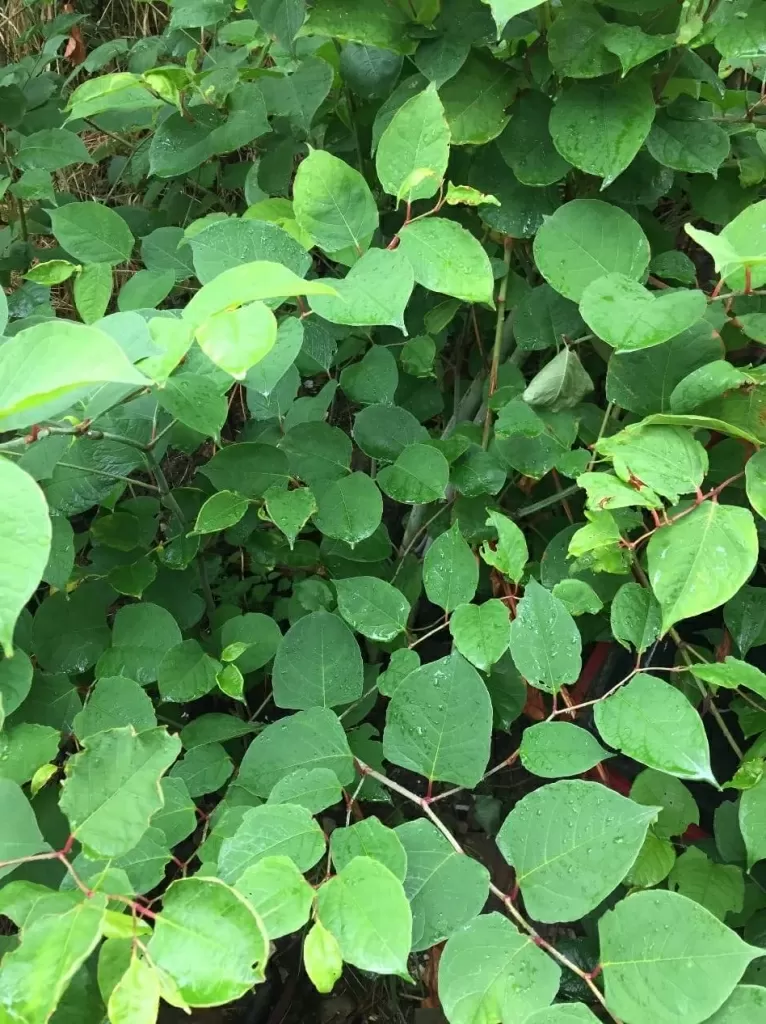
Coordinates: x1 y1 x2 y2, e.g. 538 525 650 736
1 0 766 1021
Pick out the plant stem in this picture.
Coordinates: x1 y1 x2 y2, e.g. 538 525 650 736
676 639 744 760
482 236 513 449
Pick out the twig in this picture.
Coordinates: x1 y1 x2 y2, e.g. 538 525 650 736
482 237 513 449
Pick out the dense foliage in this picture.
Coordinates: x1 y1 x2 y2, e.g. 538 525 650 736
2 0 766 1021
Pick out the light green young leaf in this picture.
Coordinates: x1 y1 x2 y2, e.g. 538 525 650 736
238 708 355 798
550 78 655 187
580 274 708 352
272 610 363 710
383 652 492 787
313 472 383 546
377 443 449 504
107 955 160 1024
647 503 758 633
481 0 545 34
183 261 336 330
49 202 134 265
610 582 662 654
65 72 161 120
195 300 278 380
480 510 528 583
234 856 314 940
335 577 410 641
192 491 249 535
147 877 268 1007
73 262 113 324
218 803 326 881
509 578 582 693
520 722 610 779
449 599 509 672
596 424 708 503
438 912 560 1024
60 725 181 857
24 259 79 285
599 891 760 1024
398 217 494 305
293 148 379 254
331 817 407 880
316 856 412 978
0 896 107 1023
304 921 343 995
497 780 657 922
533 200 650 301
595 672 716 785
0 459 51 656
308 248 414 331
376 83 450 203
396 819 489 951
690 656 766 700
579 471 661 511
0 320 147 431
423 522 478 612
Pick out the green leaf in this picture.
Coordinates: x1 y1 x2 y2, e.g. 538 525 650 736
73 675 156 741
0 780 50 881
195 300 278 380
376 83 450 203
190 219 310 286
706 987 766 1024
117 267 175 313
259 56 333 134
520 722 610 779
498 93 571 188
509 578 582 693
353 404 428 462
668 847 744 921
301 0 416 54
74 263 113 324
497 780 657 922
316 856 412 977
183 261 335 331
481 0 545 36
625 831 676 889
449 599 509 672
264 484 316 548
267 766 342 813
218 803 326 880
690 656 766 700
192 491 249 535
383 652 492 787
423 522 478 612
438 912 561 1024
648 111 730 175
550 78 655 187
60 725 181 857
293 149 378 254
533 199 650 301
158 640 221 703
65 72 160 120
234 856 314 940
218 613 282 674
147 877 268 1006
670 361 750 415
272 610 363 710
523 348 593 410
438 51 515 145
480 510 528 583
97 603 182 684
551 579 603 616
378 648 420 698
238 708 355 798
304 921 343 995
0 896 107 1023
377 443 450 504
631 768 699 840
0 650 32 718
201 443 289 498
308 248 414 331
398 217 494 304
172 742 232 797
524 1008 600 1024
49 202 134 266
0 320 147 431
0 722 59 785
156 375 228 438
547 2 619 78
396 818 489 951
596 424 708 503
647 503 758 633
610 581 662 654
24 260 78 286
335 577 410 642
594 672 716 785
313 472 382 546
331 817 407 880
580 274 708 352
599 890 759 1024
739 777 766 869
0 459 51 656
107 955 160 1024
746 448 766 520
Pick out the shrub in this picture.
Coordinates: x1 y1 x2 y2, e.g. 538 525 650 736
1 1 766 1021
